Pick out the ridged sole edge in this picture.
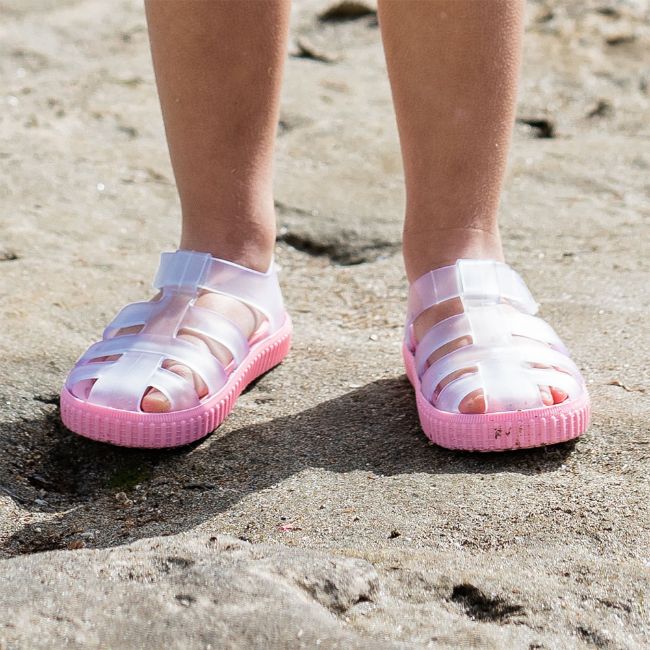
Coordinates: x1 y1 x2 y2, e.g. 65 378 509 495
402 343 590 452
60 317 293 448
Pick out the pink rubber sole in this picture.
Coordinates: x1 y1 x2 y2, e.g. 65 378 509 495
60 315 292 449
403 343 590 452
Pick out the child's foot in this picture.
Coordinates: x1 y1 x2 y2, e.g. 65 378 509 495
402 231 590 450
61 250 292 448
403 258 590 450
404 229 569 415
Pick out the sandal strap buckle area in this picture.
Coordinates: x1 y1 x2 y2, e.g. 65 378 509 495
154 251 285 331
153 250 212 293
406 259 538 331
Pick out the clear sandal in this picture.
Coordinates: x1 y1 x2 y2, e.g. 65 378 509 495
403 259 590 451
61 250 292 448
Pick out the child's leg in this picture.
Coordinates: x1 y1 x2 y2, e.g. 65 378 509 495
145 0 290 271
378 0 521 281
378 0 567 414
140 1 290 412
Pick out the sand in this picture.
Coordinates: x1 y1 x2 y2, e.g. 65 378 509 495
0 0 648 647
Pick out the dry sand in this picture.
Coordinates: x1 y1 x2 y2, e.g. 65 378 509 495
0 0 649 647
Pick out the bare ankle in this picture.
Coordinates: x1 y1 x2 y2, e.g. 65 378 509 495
180 225 276 273
402 224 504 282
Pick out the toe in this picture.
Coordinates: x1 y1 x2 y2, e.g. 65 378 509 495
141 387 171 413
141 362 208 413
531 364 570 405
457 385 561 414
540 386 554 406
458 389 487 414
550 386 568 404
164 359 209 397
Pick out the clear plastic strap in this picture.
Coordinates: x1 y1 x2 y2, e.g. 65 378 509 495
153 250 212 293
103 301 156 338
507 311 568 354
148 367 201 411
458 260 535 308
435 363 582 414
407 264 459 326
420 341 580 403
414 313 470 377
415 304 540 377
181 305 249 366
140 293 191 338
435 361 545 413
525 367 582 399
435 371 482 413
414 303 567 381
478 358 545 412
86 352 162 411
465 304 513 347
79 333 226 394
152 251 285 331
66 360 117 388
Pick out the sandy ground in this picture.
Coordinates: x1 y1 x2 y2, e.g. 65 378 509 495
0 0 649 647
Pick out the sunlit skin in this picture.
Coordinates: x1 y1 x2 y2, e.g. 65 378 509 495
135 0 567 414
378 0 566 412
138 0 290 412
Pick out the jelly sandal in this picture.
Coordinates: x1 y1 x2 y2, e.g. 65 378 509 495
61 250 292 448
403 259 590 451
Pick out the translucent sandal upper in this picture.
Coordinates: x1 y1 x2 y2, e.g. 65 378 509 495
405 259 586 414
65 250 285 412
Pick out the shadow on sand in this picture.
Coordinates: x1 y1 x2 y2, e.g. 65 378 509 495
0 376 576 556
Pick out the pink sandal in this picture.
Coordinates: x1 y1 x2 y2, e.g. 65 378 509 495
60 250 292 448
403 259 590 451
